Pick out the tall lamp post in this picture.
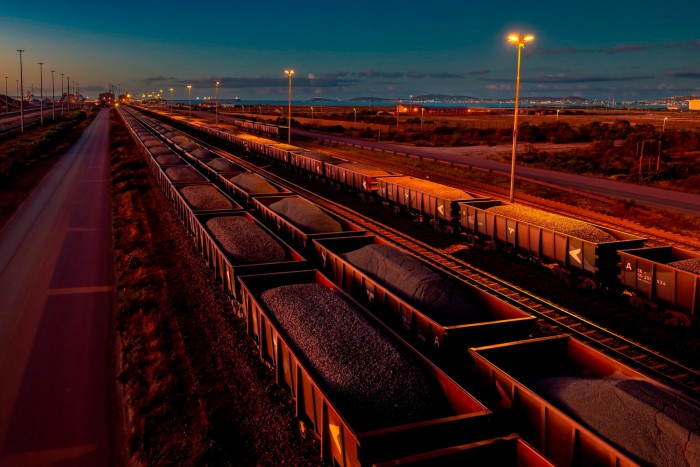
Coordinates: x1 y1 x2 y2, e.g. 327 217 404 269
4 76 7 113
38 62 44 124
51 70 55 120
66 76 70 112
215 81 220 124
663 117 668 132
284 69 294 144
169 88 174 115
187 84 192 117
17 49 25 132
507 33 534 203
60 73 64 116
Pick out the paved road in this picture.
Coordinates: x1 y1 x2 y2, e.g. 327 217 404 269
292 129 700 215
0 109 114 466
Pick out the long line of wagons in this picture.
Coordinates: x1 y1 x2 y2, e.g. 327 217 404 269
119 105 700 466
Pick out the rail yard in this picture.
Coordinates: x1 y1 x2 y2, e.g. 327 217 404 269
109 103 700 466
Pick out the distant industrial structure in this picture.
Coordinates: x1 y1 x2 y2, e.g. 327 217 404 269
98 90 115 107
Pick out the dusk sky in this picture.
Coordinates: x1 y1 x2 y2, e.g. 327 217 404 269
2 1 699 101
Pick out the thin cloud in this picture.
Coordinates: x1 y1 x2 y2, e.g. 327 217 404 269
667 70 700 79
542 40 700 56
480 73 653 84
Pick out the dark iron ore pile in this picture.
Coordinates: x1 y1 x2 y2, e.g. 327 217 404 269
488 204 616 243
269 197 342 234
668 257 700 274
259 283 453 431
164 166 205 183
342 244 488 325
155 153 184 165
230 172 279 193
206 157 242 173
206 216 286 264
533 376 700 466
179 185 234 211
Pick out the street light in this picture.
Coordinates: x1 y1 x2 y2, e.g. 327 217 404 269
556 109 560 121
311 106 314 120
420 107 424 132
353 107 356 123
215 81 220 124
51 70 55 120
284 69 294 144
507 32 534 203
4 76 7 113
17 49 25 133
66 76 70 112
38 62 44 124
663 117 668 132
187 84 192 117
169 88 174 115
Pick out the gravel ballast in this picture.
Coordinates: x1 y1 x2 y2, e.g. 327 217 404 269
229 172 278 193
259 283 453 431
667 258 700 274
268 197 342 234
165 166 205 183
179 185 234 210
533 377 700 466
488 204 617 243
205 216 286 264
341 244 488 324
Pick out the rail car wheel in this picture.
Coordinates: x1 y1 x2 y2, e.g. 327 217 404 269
579 277 597 290
664 310 693 328
629 296 645 314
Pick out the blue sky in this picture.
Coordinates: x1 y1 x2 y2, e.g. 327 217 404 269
1 1 699 101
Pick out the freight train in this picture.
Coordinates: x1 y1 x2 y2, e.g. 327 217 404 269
119 106 700 466
137 105 700 328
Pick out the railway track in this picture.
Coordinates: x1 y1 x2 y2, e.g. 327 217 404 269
128 107 700 400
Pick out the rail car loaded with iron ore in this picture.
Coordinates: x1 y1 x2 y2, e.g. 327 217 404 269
470 335 700 467
618 246 700 326
312 235 536 363
459 200 647 289
238 269 503 466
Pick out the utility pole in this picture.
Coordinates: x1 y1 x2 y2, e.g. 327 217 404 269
17 49 25 132
38 62 44 124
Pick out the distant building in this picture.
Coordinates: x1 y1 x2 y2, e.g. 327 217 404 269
689 100 700 111
99 91 115 107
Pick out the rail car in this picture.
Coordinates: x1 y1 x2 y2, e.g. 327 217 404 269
618 246 700 326
470 335 700 466
237 269 500 466
460 200 647 289
119 107 700 466
312 235 536 363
